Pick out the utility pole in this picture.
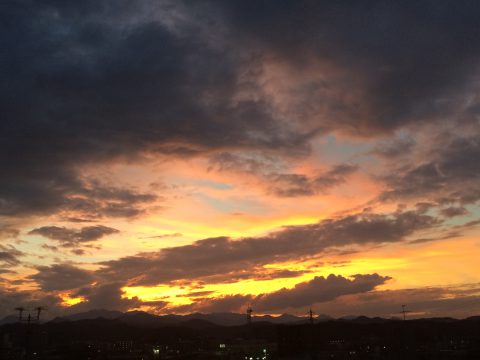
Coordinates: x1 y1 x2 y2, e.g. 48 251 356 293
401 304 411 321
15 306 46 360
246 304 253 325
308 308 315 325
306 308 316 358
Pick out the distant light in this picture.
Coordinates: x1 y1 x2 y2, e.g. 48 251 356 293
219 343 226 348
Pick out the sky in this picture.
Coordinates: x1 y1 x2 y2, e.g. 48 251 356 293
1 0 480 320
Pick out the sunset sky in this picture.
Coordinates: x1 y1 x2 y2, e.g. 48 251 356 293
1 0 480 319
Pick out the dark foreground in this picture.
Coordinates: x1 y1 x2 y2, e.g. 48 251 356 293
1 316 480 359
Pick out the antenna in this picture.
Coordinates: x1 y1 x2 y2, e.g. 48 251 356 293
246 304 253 325
400 304 411 321
307 308 315 325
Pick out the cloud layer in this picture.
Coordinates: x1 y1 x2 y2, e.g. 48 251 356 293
29 225 119 248
1 0 479 319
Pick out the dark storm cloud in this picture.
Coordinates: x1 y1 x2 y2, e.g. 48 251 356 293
29 264 95 291
169 273 389 313
4 1 480 217
0 0 309 218
98 209 438 285
210 0 480 135
381 136 480 204
29 225 119 248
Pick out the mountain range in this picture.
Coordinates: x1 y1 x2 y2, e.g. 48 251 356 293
2 309 479 328
1 309 331 327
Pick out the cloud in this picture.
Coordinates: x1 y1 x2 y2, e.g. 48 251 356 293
0 173 158 219
29 264 95 292
314 284 480 319
67 182 159 219
29 225 119 248
0 226 20 241
210 1 480 135
408 231 460 245
0 252 21 267
373 136 416 158
70 282 141 313
0 245 23 267
142 233 183 239
177 290 215 298
23 264 141 313
381 135 480 204
269 164 358 197
0 286 63 319
168 279 480 318
170 294 249 314
440 206 469 218
195 268 311 285
98 209 438 285
255 273 390 312
210 153 358 197
5 1 480 218
0 280 140 318
168 273 390 313
0 0 310 219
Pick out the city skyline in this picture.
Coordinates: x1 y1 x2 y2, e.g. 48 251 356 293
1 0 480 320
